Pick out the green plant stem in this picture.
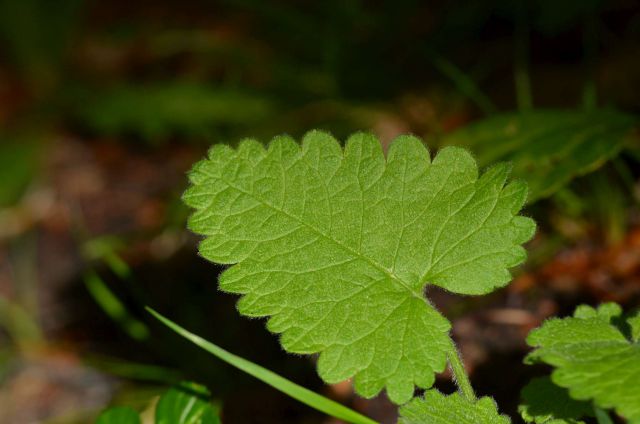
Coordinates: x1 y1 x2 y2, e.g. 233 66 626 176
147 307 378 424
447 345 476 401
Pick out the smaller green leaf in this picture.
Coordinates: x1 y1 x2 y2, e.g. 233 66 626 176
572 303 621 320
526 303 640 423
519 376 591 423
96 406 141 424
155 382 220 424
398 390 510 424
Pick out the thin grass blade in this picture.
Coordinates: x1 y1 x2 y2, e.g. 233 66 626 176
146 307 378 424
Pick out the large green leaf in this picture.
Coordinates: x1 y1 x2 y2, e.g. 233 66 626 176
519 376 592 424
183 131 534 403
441 109 638 202
526 303 640 423
398 390 510 424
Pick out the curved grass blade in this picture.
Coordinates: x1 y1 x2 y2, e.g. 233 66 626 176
146 307 378 424
84 270 149 341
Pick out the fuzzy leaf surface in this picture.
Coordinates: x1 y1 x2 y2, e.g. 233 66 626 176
398 390 510 423
184 131 534 403
519 376 591 424
526 303 640 423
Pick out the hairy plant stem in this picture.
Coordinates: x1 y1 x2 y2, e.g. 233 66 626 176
447 344 476 401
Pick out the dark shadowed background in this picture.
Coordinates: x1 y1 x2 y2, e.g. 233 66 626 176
1 1 639 423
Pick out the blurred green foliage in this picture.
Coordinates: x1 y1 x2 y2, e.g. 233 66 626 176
73 83 277 143
0 134 40 206
441 109 639 202
1 0 640 421
0 0 82 92
96 382 220 424
95 407 140 424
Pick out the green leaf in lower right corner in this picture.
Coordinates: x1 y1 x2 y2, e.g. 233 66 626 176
526 303 640 423
519 376 592 424
398 390 510 424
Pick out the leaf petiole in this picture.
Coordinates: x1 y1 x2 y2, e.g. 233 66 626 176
447 345 476 402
